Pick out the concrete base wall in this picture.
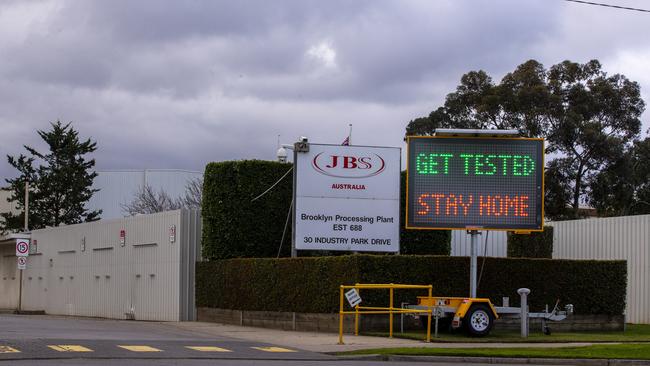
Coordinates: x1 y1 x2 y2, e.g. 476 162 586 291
198 307 356 333
198 307 625 333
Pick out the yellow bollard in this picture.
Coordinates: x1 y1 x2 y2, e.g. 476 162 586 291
427 285 432 342
354 285 359 336
389 285 394 338
354 305 359 336
338 286 344 345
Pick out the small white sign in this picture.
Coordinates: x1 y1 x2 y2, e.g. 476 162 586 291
16 239 30 257
17 256 27 270
345 288 362 308
119 230 126 246
169 225 176 243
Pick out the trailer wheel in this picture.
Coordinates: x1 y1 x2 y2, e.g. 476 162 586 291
464 304 494 336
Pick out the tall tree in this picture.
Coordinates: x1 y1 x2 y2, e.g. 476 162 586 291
405 59 645 220
545 60 644 218
1 121 101 232
590 137 650 216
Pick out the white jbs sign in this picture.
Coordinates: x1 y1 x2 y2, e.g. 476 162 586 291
294 143 400 252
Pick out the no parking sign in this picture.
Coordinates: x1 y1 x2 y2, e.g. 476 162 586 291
16 239 30 257
17 256 27 270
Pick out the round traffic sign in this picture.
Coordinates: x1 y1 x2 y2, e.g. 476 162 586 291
16 239 29 255
18 257 27 265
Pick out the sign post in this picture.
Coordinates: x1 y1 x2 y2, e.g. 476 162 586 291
15 239 30 313
294 143 401 253
407 134 544 297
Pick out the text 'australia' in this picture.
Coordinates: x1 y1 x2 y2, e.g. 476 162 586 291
332 183 366 190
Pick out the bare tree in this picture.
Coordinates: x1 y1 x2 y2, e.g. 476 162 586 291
121 185 182 216
121 177 203 216
179 177 202 210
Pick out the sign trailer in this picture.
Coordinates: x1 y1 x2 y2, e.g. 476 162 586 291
407 132 545 299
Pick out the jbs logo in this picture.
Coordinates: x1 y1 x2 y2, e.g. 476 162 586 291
312 152 386 178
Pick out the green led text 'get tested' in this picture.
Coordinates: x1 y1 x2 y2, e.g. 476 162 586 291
415 153 535 176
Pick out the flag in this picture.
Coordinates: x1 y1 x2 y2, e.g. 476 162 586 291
341 136 350 146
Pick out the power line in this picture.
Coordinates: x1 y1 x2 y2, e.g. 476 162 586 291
564 0 650 13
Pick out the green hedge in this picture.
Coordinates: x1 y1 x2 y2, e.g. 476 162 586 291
196 255 626 315
202 160 294 259
508 226 554 258
201 160 451 259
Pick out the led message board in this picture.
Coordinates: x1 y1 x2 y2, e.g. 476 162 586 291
406 136 544 231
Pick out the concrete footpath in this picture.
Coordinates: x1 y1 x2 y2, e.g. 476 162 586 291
170 321 618 353
169 322 650 365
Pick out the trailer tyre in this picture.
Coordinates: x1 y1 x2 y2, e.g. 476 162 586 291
464 304 494 337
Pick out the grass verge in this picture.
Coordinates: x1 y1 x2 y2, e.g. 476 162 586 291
340 343 650 360
362 324 650 343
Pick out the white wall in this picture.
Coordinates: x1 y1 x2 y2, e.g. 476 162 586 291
20 209 199 321
0 188 19 228
0 244 20 309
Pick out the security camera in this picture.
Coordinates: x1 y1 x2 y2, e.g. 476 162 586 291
276 146 288 163
294 136 310 153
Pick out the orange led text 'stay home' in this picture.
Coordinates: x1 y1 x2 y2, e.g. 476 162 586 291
417 193 529 217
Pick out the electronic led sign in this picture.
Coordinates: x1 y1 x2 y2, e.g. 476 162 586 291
406 136 544 231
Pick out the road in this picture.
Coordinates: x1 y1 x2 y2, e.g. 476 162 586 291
0 314 566 366
0 314 332 364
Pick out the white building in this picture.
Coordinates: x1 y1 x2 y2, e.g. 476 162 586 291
87 169 202 220
0 210 200 321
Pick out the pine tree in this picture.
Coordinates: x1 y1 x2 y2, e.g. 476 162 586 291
1 121 101 232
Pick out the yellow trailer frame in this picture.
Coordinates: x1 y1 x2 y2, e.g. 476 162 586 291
338 284 433 344
416 296 499 330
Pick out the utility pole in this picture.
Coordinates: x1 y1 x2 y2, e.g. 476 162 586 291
24 181 29 232
18 180 29 313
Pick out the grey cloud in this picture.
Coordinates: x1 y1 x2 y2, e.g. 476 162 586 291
1 0 649 180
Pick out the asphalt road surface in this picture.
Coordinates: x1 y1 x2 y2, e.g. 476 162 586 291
0 314 332 364
0 314 565 366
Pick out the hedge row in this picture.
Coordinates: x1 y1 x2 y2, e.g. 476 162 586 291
202 160 294 259
196 255 626 315
508 226 554 258
201 160 451 259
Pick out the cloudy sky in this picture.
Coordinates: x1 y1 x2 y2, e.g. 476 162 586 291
1 0 649 178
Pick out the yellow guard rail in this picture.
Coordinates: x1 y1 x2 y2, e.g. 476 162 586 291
338 283 433 344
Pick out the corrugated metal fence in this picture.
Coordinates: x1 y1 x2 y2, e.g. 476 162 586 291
451 230 508 257
19 209 200 321
550 215 650 324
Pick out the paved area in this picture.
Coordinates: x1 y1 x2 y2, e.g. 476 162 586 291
0 314 332 362
0 314 630 366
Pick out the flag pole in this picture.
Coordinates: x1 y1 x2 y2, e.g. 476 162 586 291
348 124 352 145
